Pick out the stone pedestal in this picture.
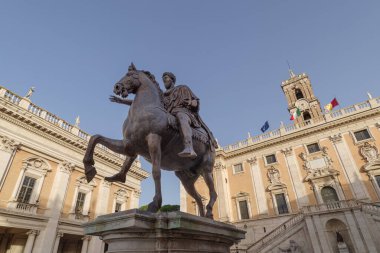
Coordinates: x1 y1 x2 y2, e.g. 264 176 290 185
83 209 245 253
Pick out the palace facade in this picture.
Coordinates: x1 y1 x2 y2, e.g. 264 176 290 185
0 86 149 253
181 72 380 253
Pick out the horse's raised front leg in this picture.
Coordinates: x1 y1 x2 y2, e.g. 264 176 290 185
105 154 137 183
146 133 162 213
83 134 128 182
175 171 205 217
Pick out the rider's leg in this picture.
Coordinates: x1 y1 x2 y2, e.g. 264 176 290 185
176 113 197 158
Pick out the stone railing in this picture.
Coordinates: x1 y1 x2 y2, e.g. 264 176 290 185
15 202 39 214
247 213 304 252
222 96 380 153
301 200 361 214
362 203 380 216
0 86 126 161
247 200 368 252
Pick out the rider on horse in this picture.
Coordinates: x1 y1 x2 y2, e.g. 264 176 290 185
162 72 218 158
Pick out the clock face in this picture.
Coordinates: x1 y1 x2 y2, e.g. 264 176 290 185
295 99 309 110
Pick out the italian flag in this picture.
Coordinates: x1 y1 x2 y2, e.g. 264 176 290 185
290 108 301 120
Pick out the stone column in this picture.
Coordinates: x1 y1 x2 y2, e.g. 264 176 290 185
32 161 74 253
87 180 111 253
0 135 19 189
23 230 38 253
344 211 366 252
304 216 322 253
52 232 63 253
81 236 91 253
352 210 377 252
213 161 232 222
129 190 141 209
247 157 268 216
312 215 332 253
329 134 369 200
180 182 187 212
281 148 309 208
0 233 10 253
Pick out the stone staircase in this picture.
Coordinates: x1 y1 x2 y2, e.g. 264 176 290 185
246 213 304 253
244 200 379 253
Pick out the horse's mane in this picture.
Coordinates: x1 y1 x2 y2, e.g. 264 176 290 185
141 70 165 106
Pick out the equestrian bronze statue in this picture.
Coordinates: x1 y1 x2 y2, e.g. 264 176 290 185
83 63 218 218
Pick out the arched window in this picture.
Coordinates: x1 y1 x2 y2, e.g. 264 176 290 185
303 111 311 124
295 89 304 100
321 186 339 203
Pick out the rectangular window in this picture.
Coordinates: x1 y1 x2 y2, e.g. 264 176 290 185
233 163 243 173
239 200 249 219
115 202 122 212
17 176 36 203
265 154 277 165
375 175 380 188
275 193 289 214
75 192 86 213
354 129 371 142
307 143 321 154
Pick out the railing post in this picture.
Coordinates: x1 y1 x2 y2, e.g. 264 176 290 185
19 98 31 110
0 87 6 98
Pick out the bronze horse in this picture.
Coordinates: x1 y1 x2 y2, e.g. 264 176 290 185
83 63 217 218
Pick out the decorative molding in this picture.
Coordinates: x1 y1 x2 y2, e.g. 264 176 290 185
81 236 91 241
22 157 51 175
214 162 226 170
0 135 19 153
101 180 112 188
246 157 257 165
26 230 39 236
133 190 142 198
59 161 75 174
329 133 343 143
267 166 287 191
115 189 129 200
76 176 97 188
56 232 64 238
360 142 379 163
281 148 293 157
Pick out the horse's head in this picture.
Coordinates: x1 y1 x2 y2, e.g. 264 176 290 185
113 63 141 98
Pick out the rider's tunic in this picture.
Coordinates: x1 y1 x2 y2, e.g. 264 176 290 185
163 85 201 128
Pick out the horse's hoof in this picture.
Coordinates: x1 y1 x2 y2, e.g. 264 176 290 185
85 165 97 183
205 212 214 220
105 173 126 183
147 202 160 213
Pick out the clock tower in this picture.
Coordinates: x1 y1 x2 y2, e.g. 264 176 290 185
281 70 323 126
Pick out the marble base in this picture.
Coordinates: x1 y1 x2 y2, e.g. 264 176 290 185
83 209 245 253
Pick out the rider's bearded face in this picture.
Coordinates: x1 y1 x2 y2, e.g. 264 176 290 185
163 75 174 90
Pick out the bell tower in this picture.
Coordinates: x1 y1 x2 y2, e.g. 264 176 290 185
281 69 323 125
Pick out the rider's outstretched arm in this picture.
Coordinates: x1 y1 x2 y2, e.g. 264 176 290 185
109 95 133 106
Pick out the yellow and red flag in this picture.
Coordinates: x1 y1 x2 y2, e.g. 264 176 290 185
324 98 339 112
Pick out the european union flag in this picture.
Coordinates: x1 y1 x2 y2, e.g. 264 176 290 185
260 121 269 133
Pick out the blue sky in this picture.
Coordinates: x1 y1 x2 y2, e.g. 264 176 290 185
1 1 380 206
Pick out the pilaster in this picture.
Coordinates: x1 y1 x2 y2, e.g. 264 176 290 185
247 157 268 215
329 134 369 200
281 147 309 207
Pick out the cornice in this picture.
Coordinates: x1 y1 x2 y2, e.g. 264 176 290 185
217 107 380 159
0 99 149 181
